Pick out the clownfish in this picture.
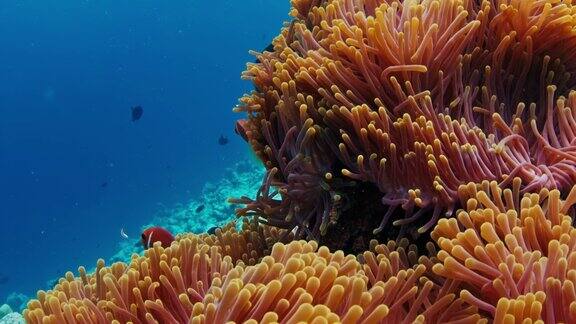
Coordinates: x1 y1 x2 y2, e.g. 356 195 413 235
140 226 175 249
234 119 249 142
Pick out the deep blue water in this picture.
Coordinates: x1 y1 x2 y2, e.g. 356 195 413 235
0 0 288 303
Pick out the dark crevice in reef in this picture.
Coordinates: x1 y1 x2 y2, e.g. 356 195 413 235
317 181 435 256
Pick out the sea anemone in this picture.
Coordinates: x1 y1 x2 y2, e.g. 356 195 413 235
25 185 576 323
234 0 576 243
25 0 576 322
23 220 285 323
24 222 480 323
431 183 576 322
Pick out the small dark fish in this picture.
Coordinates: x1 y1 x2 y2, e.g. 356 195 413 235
101 182 108 188
253 20 297 64
195 204 205 213
207 226 219 235
0 274 9 285
218 135 229 146
131 106 143 122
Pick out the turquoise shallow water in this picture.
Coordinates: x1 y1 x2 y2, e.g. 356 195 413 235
0 0 288 310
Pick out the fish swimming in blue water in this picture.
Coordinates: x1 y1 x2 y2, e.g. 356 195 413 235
131 106 143 122
218 135 229 145
253 20 297 64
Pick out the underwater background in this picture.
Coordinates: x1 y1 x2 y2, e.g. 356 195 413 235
0 0 288 308
8 0 576 322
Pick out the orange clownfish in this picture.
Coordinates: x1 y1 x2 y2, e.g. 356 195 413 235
141 226 175 248
234 119 249 142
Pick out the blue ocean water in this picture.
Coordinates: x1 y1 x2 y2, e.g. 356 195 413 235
0 0 288 305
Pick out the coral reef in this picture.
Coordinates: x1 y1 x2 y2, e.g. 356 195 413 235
24 186 576 323
3 293 27 313
0 305 12 319
234 0 576 244
432 182 576 323
24 220 286 324
24 0 576 323
1 302 24 324
24 221 472 323
0 312 24 324
108 160 264 264
149 160 264 235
